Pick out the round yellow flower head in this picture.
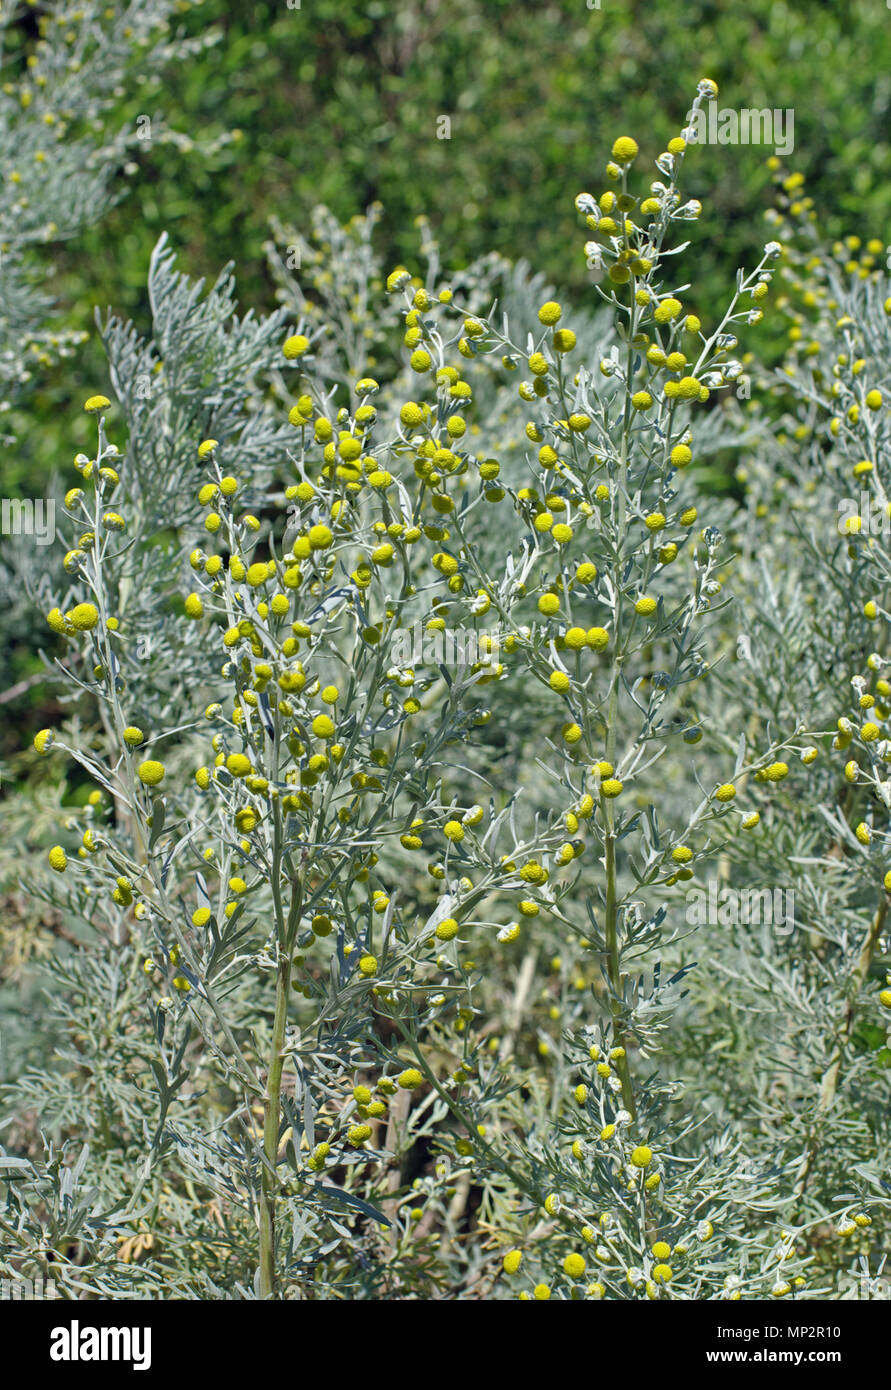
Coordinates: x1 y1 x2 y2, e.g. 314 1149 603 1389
197 439 218 459
84 395 111 413
308 524 333 550
48 845 67 872
386 267 411 293
611 136 639 164
630 1145 653 1168
122 726 144 747
397 1068 423 1090
563 1252 586 1279
538 301 562 325
283 334 310 359
503 1250 523 1275
137 760 166 787
68 602 99 631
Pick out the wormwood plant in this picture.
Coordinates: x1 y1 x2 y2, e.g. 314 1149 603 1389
3 81 889 1300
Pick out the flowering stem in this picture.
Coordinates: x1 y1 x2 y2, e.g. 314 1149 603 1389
602 360 635 1118
84 434 260 1108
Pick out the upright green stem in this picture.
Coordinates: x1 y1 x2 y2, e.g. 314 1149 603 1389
259 945 293 1298
602 341 635 1118
259 697 300 1298
604 819 635 1118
